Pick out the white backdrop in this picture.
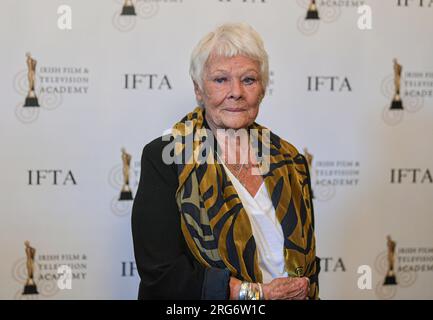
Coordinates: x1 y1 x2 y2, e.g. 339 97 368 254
1 0 432 299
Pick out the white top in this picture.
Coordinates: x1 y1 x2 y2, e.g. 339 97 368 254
221 162 288 283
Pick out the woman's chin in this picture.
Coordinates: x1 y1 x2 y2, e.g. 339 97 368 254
222 119 250 130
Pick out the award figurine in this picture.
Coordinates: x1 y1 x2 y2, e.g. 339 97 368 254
303 148 315 199
23 241 39 295
384 235 398 285
119 148 134 200
390 58 404 110
24 53 40 107
121 0 136 16
306 0 319 20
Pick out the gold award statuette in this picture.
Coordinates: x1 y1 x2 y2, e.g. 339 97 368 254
121 0 136 16
306 0 319 20
390 58 404 110
23 241 39 295
24 53 40 107
119 148 134 201
384 235 398 285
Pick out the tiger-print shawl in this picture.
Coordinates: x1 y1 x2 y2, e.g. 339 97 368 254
172 107 319 299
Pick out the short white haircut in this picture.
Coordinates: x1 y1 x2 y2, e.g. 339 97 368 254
189 22 269 91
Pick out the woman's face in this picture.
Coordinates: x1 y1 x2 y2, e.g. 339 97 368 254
194 54 264 130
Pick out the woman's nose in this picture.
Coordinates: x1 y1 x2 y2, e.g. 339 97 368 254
228 79 243 99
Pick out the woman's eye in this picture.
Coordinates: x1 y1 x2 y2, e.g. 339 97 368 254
243 77 256 85
214 77 227 84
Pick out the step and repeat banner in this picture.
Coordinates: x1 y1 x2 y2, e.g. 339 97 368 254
1 0 432 299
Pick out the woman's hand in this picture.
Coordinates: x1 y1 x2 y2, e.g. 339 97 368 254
229 276 309 300
229 277 242 300
262 277 310 300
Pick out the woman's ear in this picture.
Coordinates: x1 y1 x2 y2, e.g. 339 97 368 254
193 81 203 103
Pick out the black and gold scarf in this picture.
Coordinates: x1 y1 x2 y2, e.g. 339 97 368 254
172 107 319 299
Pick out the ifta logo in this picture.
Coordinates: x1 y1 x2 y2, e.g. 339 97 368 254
381 58 431 126
112 0 184 32
108 148 140 216
12 241 89 299
13 53 59 124
13 53 90 124
12 241 56 299
374 235 424 300
296 0 369 35
303 148 360 201
297 0 339 36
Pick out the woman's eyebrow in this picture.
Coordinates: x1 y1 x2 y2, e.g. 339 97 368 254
208 69 229 74
209 68 259 75
241 69 260 74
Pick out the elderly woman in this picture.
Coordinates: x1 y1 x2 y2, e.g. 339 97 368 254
132 23 319 300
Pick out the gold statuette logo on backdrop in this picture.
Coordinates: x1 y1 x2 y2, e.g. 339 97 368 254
113 1 183 32
384 235 398 285
298 0 362 36
374 235 426 299
121 0 136 16
306 0 320 19
380 57 429 126
23 241 39 295
390 59 404 110
24 53 39 107
119 148 134 201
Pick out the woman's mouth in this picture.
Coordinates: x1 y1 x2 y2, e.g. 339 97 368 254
224 108 246 112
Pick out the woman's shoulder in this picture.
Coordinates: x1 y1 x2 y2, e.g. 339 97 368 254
142 134 173 160
141 134 177 182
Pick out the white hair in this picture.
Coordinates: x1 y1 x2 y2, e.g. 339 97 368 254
189 22 269 92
